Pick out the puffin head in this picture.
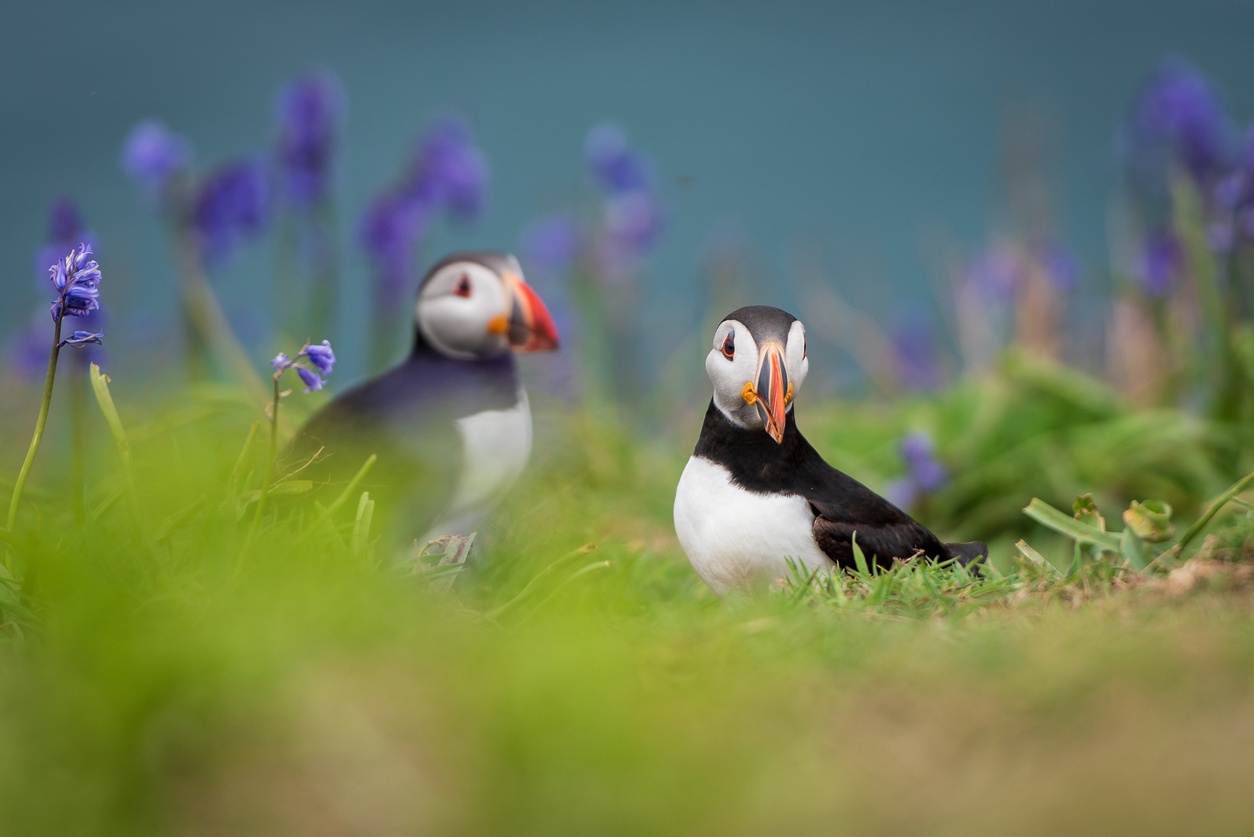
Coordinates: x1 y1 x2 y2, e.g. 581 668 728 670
415 251 560 359
705 306 809 443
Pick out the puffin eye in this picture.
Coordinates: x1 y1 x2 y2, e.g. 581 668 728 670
453 275 472 297
803 335 807 359
721 330 735 360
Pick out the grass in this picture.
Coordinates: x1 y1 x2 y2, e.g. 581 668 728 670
0 375 1253 835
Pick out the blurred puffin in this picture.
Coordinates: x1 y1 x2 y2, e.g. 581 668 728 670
673 305 986 594
289 251 559 544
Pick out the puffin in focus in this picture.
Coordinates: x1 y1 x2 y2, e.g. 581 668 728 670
673 305 986 594
289 251 559 546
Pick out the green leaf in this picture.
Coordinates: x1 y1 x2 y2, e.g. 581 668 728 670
1023 498 1122 552
89 364 130 459
851 531 871 577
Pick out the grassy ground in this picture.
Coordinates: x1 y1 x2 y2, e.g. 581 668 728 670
1 380 1253 835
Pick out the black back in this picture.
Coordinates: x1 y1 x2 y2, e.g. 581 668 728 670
693 401 980 570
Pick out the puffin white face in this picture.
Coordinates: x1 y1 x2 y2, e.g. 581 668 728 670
706 315 808 443
416 257 559 360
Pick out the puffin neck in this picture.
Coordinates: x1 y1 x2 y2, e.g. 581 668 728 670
693 400 812 479
409 327 517 374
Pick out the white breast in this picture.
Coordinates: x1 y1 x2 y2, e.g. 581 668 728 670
673 455 832 594
426 389 532 538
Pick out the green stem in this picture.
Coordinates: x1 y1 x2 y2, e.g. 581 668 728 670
5 317 64 566
1174 470 1254 557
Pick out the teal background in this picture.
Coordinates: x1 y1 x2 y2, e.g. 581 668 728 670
3 0 1254 377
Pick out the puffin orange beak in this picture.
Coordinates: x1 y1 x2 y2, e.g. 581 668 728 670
492 272 560 353
749 342 790 444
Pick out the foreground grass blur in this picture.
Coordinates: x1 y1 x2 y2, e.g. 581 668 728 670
0 374 1252 835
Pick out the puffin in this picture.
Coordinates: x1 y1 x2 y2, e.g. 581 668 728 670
673 305 986 594
288 251 559 546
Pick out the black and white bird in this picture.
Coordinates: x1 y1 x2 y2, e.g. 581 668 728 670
289 251 559 545
673 305 986 594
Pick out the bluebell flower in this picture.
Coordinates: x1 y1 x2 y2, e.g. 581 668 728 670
49 244 102 322
966 245 1022 303
1038 241 1080 291
270 340 335 392
303 340 335 376
359 190 428 300
192 158 271 266
275 70 345 208
404 118 488 221
122 120 191 197
1123 59 1231 184
35 196 98 289
585 123 651 195
901 431 948 493
295 366 323 392
1137 230 1182 297
57 331 104 349
891 313 943 391
520 214 581 281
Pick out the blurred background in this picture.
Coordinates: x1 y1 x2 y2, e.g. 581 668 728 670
4 0 1254 384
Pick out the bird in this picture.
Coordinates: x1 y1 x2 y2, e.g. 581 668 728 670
673 305 986 594
287 251 559 549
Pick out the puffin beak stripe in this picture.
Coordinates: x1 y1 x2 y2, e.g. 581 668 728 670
500 272 560 353
754 343 788 444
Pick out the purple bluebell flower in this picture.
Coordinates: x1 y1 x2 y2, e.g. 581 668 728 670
3 313 49 381
303 340 335 377
122 120 191 196
966 245 1022 303
192 158 271 266
403 118 488 221
359 190 428 300
1038 241 1080 291
1137 230 1183 297
270 339 335 392
901 431 948 493
1123 59 1231 184
56 331 104 349
34 196 98 288
887 431 948 510
520 214 581 281
49 244 102 322
295 366 323 392
891 314 943 391
274 70 345 208
585 123 651 195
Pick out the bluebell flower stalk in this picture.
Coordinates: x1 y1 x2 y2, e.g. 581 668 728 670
5 246 105 557
273 71 345 339
254 340 335 525
360 118 489 370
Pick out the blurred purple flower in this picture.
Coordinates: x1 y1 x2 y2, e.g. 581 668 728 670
192 159 271 266
901 431 948 492
3 313 49 381
404 118 488 221
966 245 1022 303
1137 230 1183 297
1038 241 1080 291
1123 59 1231 184
274 70 345 208
585 123 651 195
359 190 428 300
122 120 191 197
891 314 943 391
35 196 98 288
520 214 581 282
49 244 102 322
